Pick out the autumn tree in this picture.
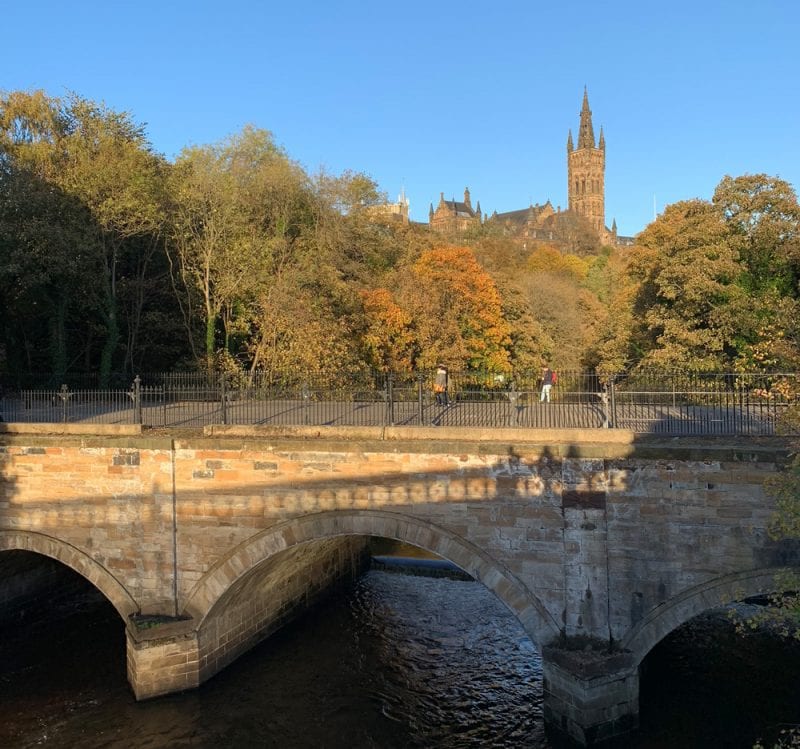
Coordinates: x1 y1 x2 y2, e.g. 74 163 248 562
398 245 512 372
526 244 589 281
246 276 358 379
358 288 415 372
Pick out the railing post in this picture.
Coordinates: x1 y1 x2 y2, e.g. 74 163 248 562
302 382 310 425
220 373 228 425
417 374 425 426
386 373 395 426
133 375 142 424
609 375 617 429
59 384 69 423
601 381 610 428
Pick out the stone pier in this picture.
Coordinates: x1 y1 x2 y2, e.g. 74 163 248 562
543 645 639 745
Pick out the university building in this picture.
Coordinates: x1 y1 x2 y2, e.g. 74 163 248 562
428 89 632 247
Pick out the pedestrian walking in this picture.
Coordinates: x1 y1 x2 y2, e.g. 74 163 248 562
434 364 449 406
540 365 556 403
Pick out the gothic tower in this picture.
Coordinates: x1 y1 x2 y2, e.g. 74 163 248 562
567 87 605 235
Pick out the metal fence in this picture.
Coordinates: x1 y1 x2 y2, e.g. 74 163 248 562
0 370 796 436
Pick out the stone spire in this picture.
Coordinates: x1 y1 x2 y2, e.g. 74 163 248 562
577 86 595 150
567 129 574 153
568 88 606 237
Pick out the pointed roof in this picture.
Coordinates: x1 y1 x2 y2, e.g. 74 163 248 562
599 126 605 151
577 86 596 150
567 129 574 152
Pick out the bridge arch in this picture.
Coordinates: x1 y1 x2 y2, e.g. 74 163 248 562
621 568 785 665
181 509 561 649
0 529 138 619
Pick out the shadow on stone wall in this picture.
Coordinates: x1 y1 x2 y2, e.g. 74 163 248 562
0 430 794 662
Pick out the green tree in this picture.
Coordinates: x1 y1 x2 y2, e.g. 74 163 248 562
167 126 310 367
629 199 749 369
713 174 800 372
61 96 167 382
0 166 100 378
601 175 800 374
713 174 800 296
0 90 168 382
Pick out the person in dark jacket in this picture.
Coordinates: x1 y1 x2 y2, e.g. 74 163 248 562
540 365 555 403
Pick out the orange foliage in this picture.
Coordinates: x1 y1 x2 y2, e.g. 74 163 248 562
359 288 415 371
404 245 512 371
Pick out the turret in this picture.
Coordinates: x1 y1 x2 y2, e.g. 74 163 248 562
464 187 472 210
567 129 574 153
599 126 605 151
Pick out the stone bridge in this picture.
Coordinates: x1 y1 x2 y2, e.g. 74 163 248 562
0 423 797 746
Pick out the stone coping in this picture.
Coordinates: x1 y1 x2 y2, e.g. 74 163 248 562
0 422 790 462
0 422 142 436
204 424 640 444
542 644 637 680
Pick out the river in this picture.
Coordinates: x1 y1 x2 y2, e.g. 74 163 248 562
0 565 798 748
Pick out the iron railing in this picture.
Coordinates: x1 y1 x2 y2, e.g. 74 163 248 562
0 370 796 436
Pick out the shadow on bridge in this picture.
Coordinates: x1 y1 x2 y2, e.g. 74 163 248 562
0 427 798 730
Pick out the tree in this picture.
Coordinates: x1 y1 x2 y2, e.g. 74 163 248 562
0 166 100 378
713 174 800 372
628 199 750 369
526 244 589 281
494 278 553 373
399 246 512 372
609 176 800 373
520 271 596 370
246 272 359 379
167 126 310 367
60 96 167 382
358 288 415 372
713 174 800 296
0 90 168 382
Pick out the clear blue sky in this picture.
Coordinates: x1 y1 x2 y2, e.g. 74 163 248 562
3 0 798 237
